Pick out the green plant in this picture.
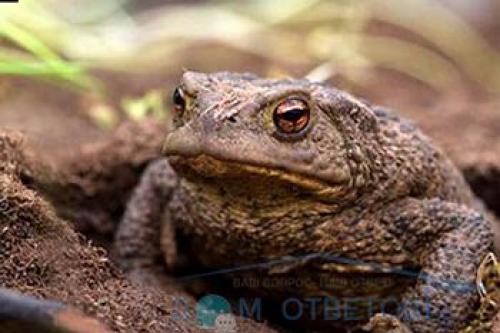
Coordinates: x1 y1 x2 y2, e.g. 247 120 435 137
0 3 98 90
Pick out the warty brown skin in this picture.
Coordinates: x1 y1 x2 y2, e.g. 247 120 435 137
114 71 493 333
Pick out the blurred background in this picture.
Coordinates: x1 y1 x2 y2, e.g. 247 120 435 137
0 0 499 161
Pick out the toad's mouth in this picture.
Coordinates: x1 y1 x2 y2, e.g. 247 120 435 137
166 153 348 200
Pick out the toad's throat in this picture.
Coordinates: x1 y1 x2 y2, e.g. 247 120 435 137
167 154 347 200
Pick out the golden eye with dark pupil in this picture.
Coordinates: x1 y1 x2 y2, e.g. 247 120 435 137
273 98 310 134
172 87 186 112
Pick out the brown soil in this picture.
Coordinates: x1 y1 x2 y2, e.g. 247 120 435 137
0 129 278 333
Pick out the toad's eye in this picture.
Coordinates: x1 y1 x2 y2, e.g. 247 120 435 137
172 87 186 112
273 98 310 134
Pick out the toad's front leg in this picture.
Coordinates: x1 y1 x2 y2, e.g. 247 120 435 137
364 198 493 333
113 158 179 271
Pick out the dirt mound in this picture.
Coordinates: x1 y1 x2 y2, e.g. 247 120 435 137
0 129 277 333
33 120 167 246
